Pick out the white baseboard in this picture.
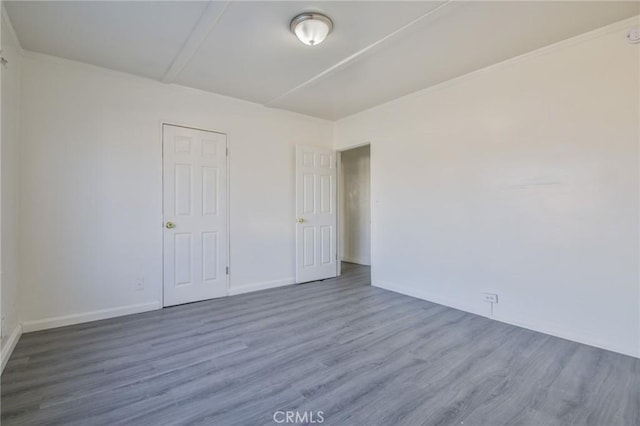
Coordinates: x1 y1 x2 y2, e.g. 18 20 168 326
342 256 371 266
1 324 23 373
21 301 162 333
375 280 486 318
490 311 640 359
229 277 295 296
375 280 640 359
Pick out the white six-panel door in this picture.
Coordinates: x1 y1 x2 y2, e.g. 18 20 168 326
295 145 337 283
163 125 228 307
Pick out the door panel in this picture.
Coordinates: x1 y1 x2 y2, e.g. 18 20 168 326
202 167 219 215
202 232 218 282
174 164 192 215
174 233 192 286
296 145 337 283
163 125 228 306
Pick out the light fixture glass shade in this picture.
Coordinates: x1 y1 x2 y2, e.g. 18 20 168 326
291 13 333 46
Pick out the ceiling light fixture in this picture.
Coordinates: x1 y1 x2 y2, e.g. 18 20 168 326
290 12 333 46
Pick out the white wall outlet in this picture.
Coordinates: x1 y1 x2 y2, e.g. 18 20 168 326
483 293 498 304
135 278 145 291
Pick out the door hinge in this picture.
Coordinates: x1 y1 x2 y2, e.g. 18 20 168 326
226 266 229 275
226 147 229 156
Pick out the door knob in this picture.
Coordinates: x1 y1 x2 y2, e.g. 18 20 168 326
165 221 176 229
296 218 305 223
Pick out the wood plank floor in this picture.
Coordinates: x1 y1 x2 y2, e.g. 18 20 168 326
2 262 638 425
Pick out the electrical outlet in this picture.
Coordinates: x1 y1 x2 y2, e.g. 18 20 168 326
135 278 145 291
483 293 498 304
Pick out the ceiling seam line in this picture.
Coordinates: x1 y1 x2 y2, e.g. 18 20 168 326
162 1 230 84
264 0 452 108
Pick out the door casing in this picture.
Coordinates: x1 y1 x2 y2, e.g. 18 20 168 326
336 142 372 277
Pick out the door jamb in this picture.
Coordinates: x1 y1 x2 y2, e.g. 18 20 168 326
336 142 371 277
160 121 231 308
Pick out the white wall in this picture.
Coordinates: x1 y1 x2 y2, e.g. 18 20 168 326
335 18 640 357
340 145 370 265
1 4 22 360
18 53 333 330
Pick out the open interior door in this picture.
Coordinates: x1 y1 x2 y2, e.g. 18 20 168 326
295 145 338 283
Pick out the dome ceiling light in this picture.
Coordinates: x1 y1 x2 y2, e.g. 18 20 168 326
290 12 333 46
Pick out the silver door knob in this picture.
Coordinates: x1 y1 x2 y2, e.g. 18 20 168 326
165 221 176 229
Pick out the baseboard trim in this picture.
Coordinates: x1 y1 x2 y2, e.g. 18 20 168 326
342 257 371 266
374 280 640 359
229 277 296 296
490 311 640 359
21 301 162 333
1 324 23 373
375 280 487 318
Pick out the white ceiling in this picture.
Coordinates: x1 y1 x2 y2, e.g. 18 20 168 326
5 1 639 120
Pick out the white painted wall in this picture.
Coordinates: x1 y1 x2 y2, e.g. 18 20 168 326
340 145 370 265
1 4 22 360
335 18 640 357
18 53 333 330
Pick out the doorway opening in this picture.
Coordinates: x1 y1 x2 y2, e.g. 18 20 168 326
338 144 371 275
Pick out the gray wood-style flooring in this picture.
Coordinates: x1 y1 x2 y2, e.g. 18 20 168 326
2 262 639 425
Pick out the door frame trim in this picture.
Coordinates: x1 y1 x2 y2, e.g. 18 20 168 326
160 121 231 307
336 142 372 277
